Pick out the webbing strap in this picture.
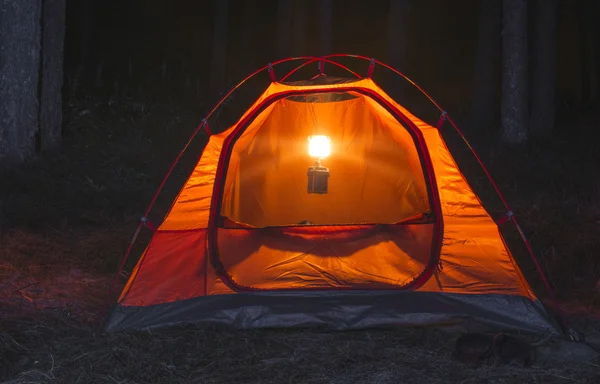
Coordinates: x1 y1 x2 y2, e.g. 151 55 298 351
318 59 325 74
367 58 376 78
202 119 211 135
140 216 158 232
436 110 448 129
496 210 514 225
267 63 276 82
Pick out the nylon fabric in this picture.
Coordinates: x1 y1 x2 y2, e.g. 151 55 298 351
221 94 429 227
159 104 277 231
120 230 208 306
217 224 434 290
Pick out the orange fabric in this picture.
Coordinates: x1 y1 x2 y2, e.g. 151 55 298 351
410 124 534 298
218 224 434 289
362 85 535 299
117 78 538 308
221 95 429 227
159 103 278 231
119 230 208 306
158 135 225 231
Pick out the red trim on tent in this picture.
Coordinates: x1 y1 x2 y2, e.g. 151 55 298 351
436 111 448 130
367 58 376 78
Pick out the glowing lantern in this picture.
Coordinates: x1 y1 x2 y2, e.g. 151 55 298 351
307 135 331 194
308 135 331 158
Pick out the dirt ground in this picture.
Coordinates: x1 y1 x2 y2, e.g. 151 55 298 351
1 97 600 383
0 268 599 383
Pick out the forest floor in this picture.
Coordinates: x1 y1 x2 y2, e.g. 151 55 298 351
1 96 600 383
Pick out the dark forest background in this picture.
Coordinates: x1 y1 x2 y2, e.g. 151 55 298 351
3 0 599 164
62 0 597 122
2 1 600 382
1 0 600 312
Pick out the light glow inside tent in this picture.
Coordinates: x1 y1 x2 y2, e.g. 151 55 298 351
308 135 331 158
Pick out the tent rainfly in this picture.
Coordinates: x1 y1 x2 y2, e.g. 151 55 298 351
103 55 566 337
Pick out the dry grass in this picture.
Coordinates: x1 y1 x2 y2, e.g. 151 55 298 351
1 307 600 383
1 96 600 383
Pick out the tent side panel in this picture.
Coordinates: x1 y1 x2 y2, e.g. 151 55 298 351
353 79 537 300
417 127 536 299
119 230 210 307
159 133 227 231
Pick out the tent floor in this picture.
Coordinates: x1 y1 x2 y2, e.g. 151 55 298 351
216 224 433 290
104 290 561 336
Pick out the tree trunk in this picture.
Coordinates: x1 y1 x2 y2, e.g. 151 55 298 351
387 0 410 71
318 0 333 57
209 0 228 96
470 0 502 135
501 0 528 145
292 0 307 56
277 0 293 58
530 0 558 138
0 0 42 166
39 0 66 152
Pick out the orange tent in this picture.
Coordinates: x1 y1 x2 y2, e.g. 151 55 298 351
104 57 560 335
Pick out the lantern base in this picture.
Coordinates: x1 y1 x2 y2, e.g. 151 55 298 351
307 162 330 194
